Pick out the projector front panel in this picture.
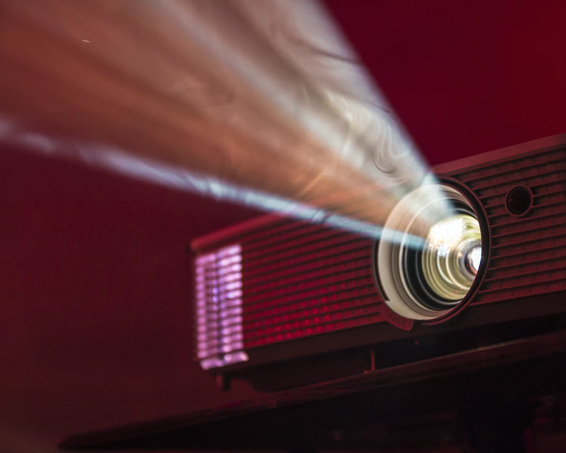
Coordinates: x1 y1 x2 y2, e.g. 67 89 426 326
447 145 566 306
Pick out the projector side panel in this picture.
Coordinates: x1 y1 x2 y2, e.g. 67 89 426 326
193 216 384 370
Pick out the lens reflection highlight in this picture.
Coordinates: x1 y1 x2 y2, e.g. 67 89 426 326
422 214 481 302
0 0 452 243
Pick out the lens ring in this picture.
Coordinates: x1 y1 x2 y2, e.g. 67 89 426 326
406 203 477 310
376 183 486 321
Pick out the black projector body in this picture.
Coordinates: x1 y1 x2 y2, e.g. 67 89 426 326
192 136 566 391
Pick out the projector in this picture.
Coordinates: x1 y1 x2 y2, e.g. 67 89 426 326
191 136 566 390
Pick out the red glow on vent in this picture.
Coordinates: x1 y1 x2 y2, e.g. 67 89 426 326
245 312 383 348
195 221 381 367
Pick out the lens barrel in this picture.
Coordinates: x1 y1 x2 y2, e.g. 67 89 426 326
376 183 486 321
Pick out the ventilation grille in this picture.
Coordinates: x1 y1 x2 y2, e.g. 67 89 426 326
195 245 249 370
194 219 379 366
449 148 566 304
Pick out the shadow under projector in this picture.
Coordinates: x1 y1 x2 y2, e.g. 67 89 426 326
191 136 566 391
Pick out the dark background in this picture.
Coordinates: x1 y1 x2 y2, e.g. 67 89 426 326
1 1 566 451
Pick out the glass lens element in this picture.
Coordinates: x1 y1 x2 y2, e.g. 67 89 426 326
422 214 482 301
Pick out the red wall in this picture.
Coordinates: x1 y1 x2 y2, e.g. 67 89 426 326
2 1 566 451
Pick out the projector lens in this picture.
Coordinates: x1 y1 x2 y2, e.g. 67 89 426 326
421 214 481 301
376 184 485 321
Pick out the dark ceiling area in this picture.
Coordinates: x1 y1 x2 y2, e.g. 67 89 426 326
1 1 566 452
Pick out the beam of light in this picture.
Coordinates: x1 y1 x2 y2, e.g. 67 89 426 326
0 0 452 244
0 115 425 249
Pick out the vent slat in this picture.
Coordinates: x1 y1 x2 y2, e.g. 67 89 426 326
469 162 564 190
473 281 566 305
243 273 375 312
479 273 566 295
222 285 377 329
244 305 382 344
484 260 566 282
486 236 566 262
242 255 371 299
489 248 566 271
242 295 378 335
488 206 566 227
203 288 378 341
242 236 369 276
492 214 566 238
244 228 348 261
458 152 564 184
243 247 370 287
243 222 338 255
245 313 384 348
492 228 566 250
